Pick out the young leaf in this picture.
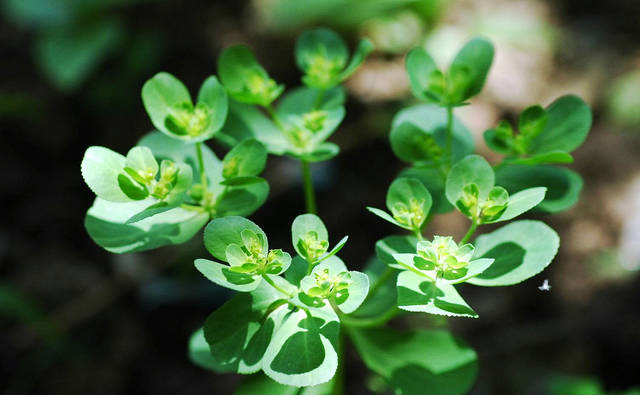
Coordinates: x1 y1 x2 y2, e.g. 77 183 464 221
204 216 268 261
222 139 268 179
385 177 433 230
399 167 453 214
396 271 478 318
449 37 494 101
194 258 262 292
495 164 583 213
234 374 298 395
366 207 405 229
85 198 209 253
81 146 130 202
338 38 375 81
528 95 592 155
350 327 478 395
406 47 441 103
262 305 339 387
218 45 284 107
295 28 348 89
467 220 559 286
291 214 330 262
142 72 227 142
484 187 546 223
445 154 495 205
391 104 474 165
277 86 346 114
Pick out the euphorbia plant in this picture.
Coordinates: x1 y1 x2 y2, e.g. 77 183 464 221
80 27 592 395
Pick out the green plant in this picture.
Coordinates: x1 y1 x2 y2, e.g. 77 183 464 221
80 27 592 394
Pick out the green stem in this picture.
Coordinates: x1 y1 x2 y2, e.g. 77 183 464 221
195 142 207 189
446 105 454 168
262 275 294 298
339 306 399 328
331 331 346 395
301 160 317 214
413 228 424 241
460 220 478 244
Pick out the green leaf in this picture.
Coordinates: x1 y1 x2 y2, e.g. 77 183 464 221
295 27 348 89
350 327 478 395
406 47 440 103
34 18 123 92
277 86 346 114
141 72 191 136
317 235 349 263
291 142 340 163
445 154 494 205
218 45 284 106
366 207 404 229
482 186 546 223
504 151 574 166
125 201 173 224
222 139 268 179
350 258 397 320
234 374 298 395
262 305 339 386
449 37 494 101
84 198 209 253
495 164 583 213
291 214 329 261
220 176 265 186
375 235 418 268
204 216 268 261
188 327 226 372
81 146 129 202
215 179 271 217
385 177 433 230
218 101 290 155
204 293 289 374
528 95 592 155
390 104 474 166
467 220 559 286
196 75 229 138
339 38 375 81
518 104 548 138
400 166 452 213
396 271 477 318
194 258 262 292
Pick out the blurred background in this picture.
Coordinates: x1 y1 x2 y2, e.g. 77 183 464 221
1 0 640 394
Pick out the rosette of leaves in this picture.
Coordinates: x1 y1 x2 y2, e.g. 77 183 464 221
142 72 228 142
446 155 547 224
483 96 592 212
191 214 369 387
82 133 269 253
216 27 372 163
406 37 494 106
295 27 374 90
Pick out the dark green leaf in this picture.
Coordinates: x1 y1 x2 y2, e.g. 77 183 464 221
396 271 478 317
204 216 268 261
350 327 478 395
449 37 494 101
468 220 559 286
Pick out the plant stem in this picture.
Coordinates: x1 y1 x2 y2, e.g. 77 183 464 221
339 306 399 328
195 142 207 189
446 105 454 168
460 220 478 244
301 160 317 214
262 275 294 298
413 228 424 241
331 331 346 395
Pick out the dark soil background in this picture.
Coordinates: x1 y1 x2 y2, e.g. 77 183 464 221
1 1 639 394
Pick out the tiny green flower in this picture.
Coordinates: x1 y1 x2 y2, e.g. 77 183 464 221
391 197 426 230
415 236 475 280
302 110 328 133
297 230 330 263
165 102 213 137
